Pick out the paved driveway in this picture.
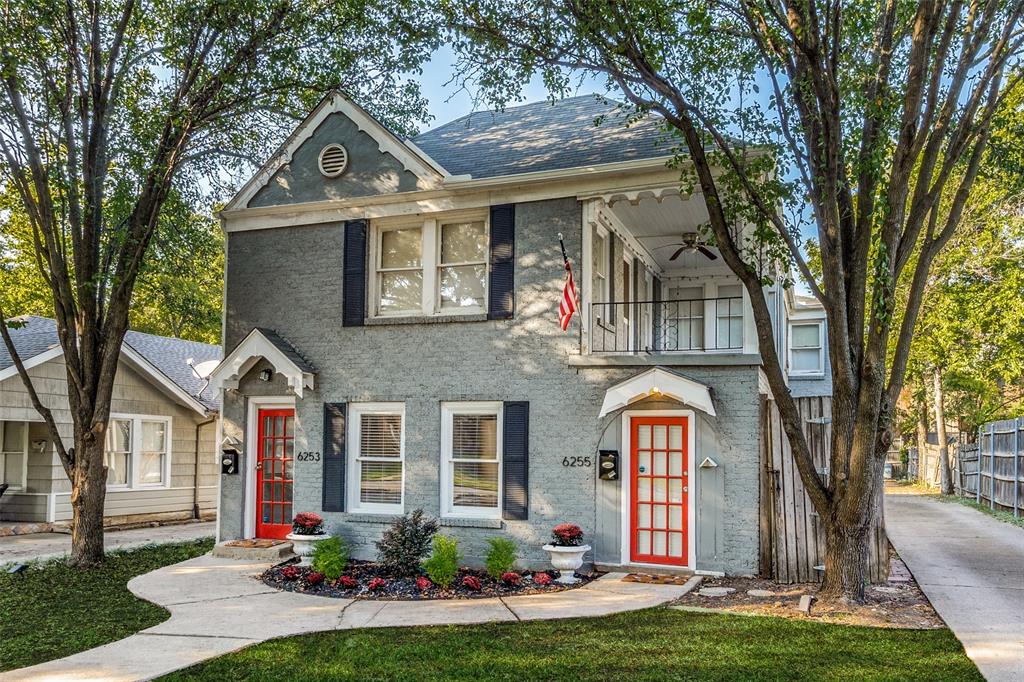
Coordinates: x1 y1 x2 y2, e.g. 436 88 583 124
886 489 1024 682
0 521 215 565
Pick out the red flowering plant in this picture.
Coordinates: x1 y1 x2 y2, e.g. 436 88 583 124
337 575 358 589
305 571 325 586
500 571 521 586
550 523 584 547
367 577 387 591
533 572 552 586
291 512 325 536
281 565 301 581
415 576 433 591
461 575 482 591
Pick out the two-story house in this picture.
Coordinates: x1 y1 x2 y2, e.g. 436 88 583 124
210 92 831 575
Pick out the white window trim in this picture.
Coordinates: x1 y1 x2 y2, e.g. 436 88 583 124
368 211 490 319
590 223 612 330
0 420 29 491
347 402 406 514
440 401 503 520
107 413 173 490
788 320 825 376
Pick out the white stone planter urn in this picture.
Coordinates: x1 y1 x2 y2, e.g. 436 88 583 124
542 544 591 584
286 532 330 566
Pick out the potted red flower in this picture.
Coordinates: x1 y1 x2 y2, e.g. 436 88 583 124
286 512 330 566
542 523 590 584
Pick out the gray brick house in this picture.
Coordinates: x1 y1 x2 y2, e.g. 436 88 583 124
210 92 831 575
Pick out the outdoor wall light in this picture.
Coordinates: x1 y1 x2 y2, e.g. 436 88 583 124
258 368 274 382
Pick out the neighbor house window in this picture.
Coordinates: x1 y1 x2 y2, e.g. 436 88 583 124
0 421 28 490
789 321 825 375
441 402 502 519
715 284 744 349
372 214 489 317
348 403 405 513
105 415 171 488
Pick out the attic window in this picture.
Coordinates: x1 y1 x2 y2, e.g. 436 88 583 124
318 143 349 178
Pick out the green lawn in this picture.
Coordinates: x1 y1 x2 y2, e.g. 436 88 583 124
162 607 980 682
0 538 213 672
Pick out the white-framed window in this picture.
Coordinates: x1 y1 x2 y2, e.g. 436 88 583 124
105 414 172 488
371 213 489 317
789 321 825 376
668 285 705 351
591 225 610 327
715 284 744 349
441 402 502 519
348 403 405 513
0 421 29 491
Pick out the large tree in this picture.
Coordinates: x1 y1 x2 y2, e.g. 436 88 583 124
0 0 435 566
442 0 1023 601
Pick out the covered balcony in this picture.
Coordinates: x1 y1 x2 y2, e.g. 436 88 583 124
579 188 760 358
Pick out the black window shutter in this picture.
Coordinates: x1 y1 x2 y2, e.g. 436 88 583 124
322 403 347 512
342 220 367 327
653 276 663 352
502 401 529 520
488 204 515 320
607 236 617 324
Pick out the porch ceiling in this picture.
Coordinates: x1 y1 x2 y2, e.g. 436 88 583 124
606 193 724 272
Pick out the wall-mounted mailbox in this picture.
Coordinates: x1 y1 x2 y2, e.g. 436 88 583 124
599 449 619 480
221 448 239 475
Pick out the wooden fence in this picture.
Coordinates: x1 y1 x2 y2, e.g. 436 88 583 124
907 443 942 487
956 418 1023 517
759 396 888 584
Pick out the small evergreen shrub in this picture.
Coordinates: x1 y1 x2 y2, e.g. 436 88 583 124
311 536 349 581
422 534 461 588
484 537 518 580
375 509 439 576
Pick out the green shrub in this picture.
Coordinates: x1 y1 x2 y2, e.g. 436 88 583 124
375 509 439 576
484 537 518 580
311 536 349 581
422 535 461 588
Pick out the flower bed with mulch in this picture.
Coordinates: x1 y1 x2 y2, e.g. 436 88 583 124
262 560 594 600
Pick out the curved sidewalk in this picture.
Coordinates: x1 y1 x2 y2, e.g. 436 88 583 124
2 554 699 681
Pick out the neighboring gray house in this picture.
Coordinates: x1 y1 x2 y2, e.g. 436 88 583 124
210 92 831 575
0 317 221 525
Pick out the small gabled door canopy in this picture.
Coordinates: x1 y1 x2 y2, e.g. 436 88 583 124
209 328 316 398
599 367 716 418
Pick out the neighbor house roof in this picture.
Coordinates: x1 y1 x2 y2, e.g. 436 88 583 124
412 95 677 179
0 316 221 411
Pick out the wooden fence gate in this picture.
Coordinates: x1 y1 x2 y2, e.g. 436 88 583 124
759 396 888 583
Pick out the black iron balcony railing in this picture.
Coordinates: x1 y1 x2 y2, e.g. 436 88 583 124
589 297 744 354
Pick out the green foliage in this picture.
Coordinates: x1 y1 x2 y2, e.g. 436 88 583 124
311 536 350 581
483 536 518 580
421 534 461 588
375 509 439 576
0 539 212 672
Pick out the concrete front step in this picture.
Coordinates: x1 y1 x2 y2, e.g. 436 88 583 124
212 539 294 561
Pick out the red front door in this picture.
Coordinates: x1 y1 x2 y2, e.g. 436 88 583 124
255 408 294 539
630 416 689 566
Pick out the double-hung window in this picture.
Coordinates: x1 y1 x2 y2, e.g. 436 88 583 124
789 321 825 376
348 403 405 513
372 214 489 317
591 227 610 326
105 415 171 488
441 402 502 519
0 421 28 490
715 284 744 349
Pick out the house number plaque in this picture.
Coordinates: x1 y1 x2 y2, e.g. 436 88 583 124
296 451 321 462
562 456 592 467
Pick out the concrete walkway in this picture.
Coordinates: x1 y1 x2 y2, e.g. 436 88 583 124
2 554 699 681
0 522 216 566
886 489 1024 682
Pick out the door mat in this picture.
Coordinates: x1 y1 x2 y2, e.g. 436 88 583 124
223 539 287 549
622 573 694 585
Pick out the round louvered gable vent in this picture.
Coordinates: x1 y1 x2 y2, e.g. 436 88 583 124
318 143 349 178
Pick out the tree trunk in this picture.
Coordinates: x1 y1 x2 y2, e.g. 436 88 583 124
69 435 107 567
933 368 953 495
819 517 870 603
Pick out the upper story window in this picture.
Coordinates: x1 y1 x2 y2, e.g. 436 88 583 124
348 403 405 513
105 415 171 488
371 213 489 318
789 321 825 376
0 421 28 491
715 284 744 349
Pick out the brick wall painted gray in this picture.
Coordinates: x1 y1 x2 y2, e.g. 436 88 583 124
222 197 763 573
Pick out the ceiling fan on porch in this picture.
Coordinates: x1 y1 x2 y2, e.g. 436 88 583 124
659 232 719 261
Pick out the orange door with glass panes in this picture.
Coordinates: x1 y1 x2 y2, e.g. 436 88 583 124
255 409 294 539
630 416 688 566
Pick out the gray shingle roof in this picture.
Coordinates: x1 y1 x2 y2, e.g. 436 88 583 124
253 328 316 374
412 95 677 179
1 316 221 411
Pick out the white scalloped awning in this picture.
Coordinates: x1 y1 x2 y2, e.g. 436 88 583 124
599 367 716 418
209 328 315 398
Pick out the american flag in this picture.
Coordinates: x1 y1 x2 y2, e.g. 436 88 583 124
559 262 577 331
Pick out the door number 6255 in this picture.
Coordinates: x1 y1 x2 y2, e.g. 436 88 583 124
562 456 592 467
